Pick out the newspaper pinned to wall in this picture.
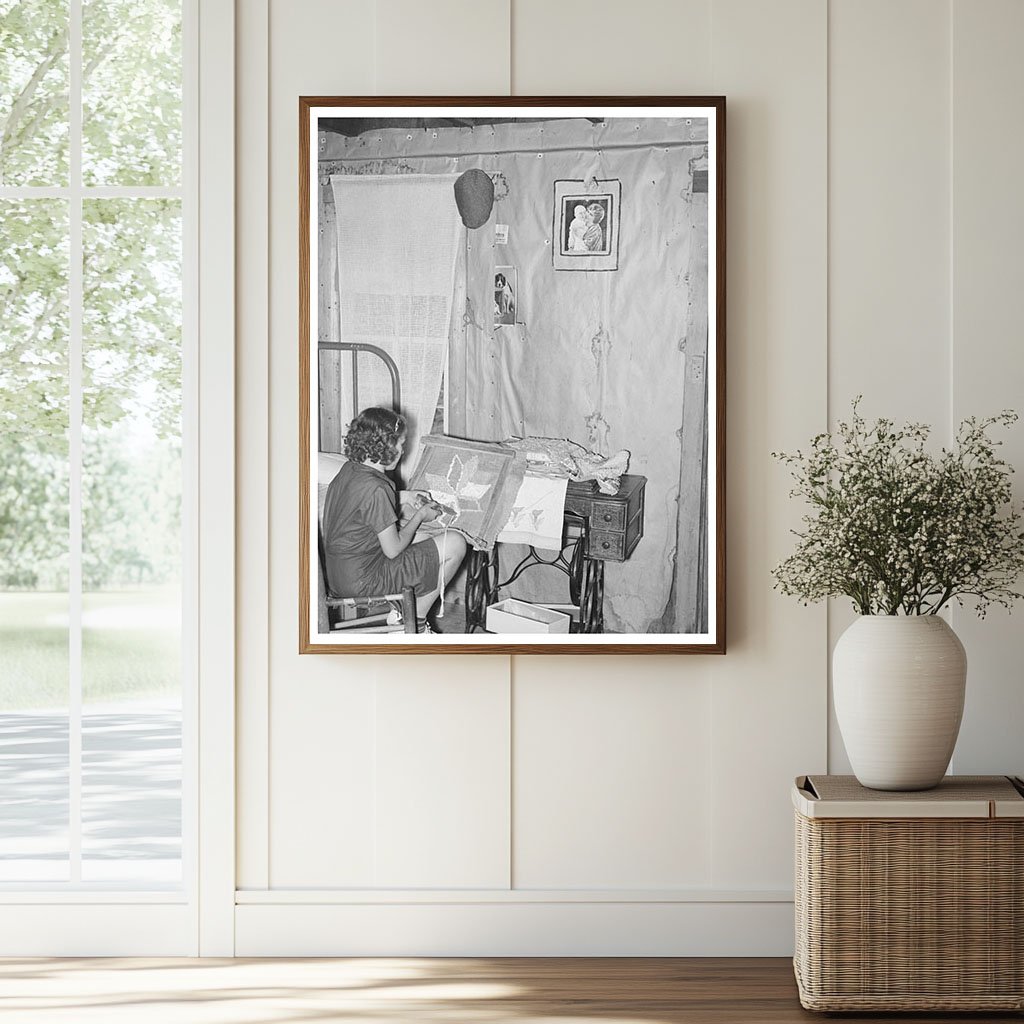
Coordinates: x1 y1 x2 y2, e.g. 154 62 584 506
330 174 463 474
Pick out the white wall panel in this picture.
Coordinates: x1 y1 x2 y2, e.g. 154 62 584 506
707 0 828 889
265 0 375 888
829 0 950 424
251 0 826 943
268 0 376 95
269 664 511 889
513 0 711 95
949 0 1024 778
375 666 510 888
827 0 951 774
236 0 270 894
270 674 377 886
265 0 514 892
513 657 713 889
375 0 510 94
233 0 1024 955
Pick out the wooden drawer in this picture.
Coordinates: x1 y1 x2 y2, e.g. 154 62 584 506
586 530 625 560
590 501 626 532
566 474 647 563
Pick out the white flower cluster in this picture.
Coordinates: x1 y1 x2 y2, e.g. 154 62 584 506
772 401 1024 616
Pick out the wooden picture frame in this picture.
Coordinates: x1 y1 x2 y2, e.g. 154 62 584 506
300 97 726 654
553 179 621 270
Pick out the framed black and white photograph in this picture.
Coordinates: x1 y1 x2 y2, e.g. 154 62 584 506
553 179 621 270
299 97 725 654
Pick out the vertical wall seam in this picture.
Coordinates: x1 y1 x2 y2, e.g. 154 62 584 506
946 0 957 771
824 0 832 772
185 0 200 937
707 670 714 888
507 0 514 96
709 0 714 93
68 0 83 885
707 0 714 888
506 0 514 878
948 0 954 447
371 678 378 887
508 656 514 890
183 0 201 940
261 0 272 889
507 10 513 877
372 1 379 94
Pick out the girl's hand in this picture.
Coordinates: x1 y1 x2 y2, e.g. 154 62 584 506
417 501 441 523
399 489 430 507
399 490 430 523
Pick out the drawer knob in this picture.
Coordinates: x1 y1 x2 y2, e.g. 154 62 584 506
601 541 610 550
602 513 612 522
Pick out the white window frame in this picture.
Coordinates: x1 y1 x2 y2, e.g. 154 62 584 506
195 0 236 957
0 0 234 956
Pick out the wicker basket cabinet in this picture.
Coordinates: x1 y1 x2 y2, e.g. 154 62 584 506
793 775 1024 1012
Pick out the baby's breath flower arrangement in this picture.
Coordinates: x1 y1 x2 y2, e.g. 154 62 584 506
772 401 1024 617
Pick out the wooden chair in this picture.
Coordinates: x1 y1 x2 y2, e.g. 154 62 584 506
317 531 418 634
316 341 413 633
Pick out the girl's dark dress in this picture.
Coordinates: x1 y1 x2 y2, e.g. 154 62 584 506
322 460 439 598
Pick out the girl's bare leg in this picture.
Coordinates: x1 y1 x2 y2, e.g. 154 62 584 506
414 532 468 620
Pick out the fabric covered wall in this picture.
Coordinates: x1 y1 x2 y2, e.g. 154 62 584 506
319 117 710 633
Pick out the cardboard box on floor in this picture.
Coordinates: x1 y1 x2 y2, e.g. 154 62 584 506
486 598 571 634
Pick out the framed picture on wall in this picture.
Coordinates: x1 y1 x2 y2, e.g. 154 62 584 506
553 179 621 270
299 96 726 654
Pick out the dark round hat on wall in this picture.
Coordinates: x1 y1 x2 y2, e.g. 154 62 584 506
454 168 494 229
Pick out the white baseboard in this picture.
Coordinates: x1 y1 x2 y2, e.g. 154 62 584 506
0 904 195 956
235 898 795 956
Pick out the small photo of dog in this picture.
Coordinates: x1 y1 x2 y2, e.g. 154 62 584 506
494 266 517 327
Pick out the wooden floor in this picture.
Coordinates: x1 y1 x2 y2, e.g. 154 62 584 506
0 957 1020 1023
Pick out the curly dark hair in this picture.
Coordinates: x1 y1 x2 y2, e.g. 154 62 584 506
343 406 407 466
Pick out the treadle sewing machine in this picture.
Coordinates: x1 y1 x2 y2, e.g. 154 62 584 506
464 474 647 634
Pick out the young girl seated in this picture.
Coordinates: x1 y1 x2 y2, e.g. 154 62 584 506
322 407 467 631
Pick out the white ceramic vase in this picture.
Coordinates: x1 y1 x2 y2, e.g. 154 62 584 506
833 615 967 791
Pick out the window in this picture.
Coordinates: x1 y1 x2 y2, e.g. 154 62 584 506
0 0 192 890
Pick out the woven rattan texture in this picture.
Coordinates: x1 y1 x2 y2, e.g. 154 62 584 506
806 774 1023 803
794 812 1024 1011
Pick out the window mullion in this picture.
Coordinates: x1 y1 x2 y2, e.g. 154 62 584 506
68 0 84 886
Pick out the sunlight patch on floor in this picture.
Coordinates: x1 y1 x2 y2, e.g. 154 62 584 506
0 958 680 1024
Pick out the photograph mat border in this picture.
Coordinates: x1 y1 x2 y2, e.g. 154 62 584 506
301 99 722 652
552 179 621 269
